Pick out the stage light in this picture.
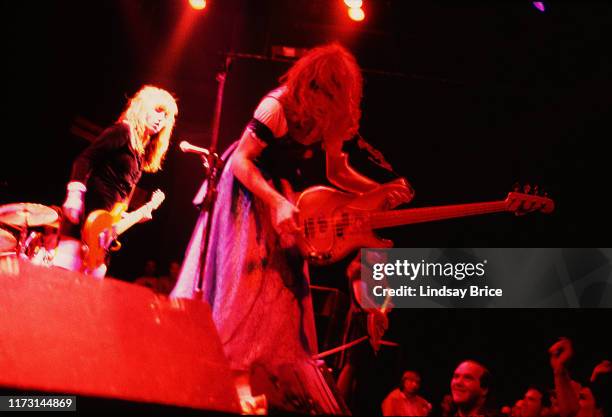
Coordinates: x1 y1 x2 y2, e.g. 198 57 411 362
348 7 365 22
189 0 206 10
532 2 545 12
344 0 363 8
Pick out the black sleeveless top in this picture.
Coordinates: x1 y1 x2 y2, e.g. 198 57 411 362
246 90 330 193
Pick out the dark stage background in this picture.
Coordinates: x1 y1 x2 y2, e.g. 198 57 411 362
2 1 611 414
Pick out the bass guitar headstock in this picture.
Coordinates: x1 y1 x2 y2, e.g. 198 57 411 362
505 183 555 215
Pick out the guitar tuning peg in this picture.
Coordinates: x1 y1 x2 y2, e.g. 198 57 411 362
523 184 531 194
533 185 539 195
513 182 521 192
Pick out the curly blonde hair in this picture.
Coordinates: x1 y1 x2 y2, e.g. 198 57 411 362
279 43 363 151
118 85 178 172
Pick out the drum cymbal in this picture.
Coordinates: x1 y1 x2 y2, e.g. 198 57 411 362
0 203 59 228
0 228 16 252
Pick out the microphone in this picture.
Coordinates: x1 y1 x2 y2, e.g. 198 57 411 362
179 140 210 156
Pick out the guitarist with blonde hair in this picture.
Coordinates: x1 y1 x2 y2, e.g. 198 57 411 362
55 85 178 278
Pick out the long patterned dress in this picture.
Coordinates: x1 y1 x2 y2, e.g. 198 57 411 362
172 127 345 413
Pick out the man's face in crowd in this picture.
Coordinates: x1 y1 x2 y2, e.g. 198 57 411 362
521 388 543 417
451 361 487 407
401 372 420 395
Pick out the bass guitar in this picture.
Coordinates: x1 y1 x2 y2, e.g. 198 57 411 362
294 184 554 265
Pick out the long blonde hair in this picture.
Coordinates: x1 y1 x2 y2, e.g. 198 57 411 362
280 43 363 150
118 85 178 172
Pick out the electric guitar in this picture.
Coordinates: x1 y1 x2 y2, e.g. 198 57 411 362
81 190 165 271
294 183 554 266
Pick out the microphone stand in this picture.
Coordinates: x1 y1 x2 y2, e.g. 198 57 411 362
193 55 232 299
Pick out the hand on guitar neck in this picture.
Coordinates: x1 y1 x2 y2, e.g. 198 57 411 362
379 177 414 210
135 189 165 224
114 189 165 235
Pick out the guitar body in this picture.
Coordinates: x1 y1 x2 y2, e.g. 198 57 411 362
80 190 165 273
81 203 126 271
295 185 394 266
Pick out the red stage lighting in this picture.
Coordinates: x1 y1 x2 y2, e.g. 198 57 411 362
189 0 206 11
348 7 365 22
344 0 363 8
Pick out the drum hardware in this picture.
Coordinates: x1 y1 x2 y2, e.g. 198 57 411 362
0 228 17 253
0 203 60 266
0 203 59 228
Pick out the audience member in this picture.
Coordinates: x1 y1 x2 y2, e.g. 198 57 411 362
381 370 432 416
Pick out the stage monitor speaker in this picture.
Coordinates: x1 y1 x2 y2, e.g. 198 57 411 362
0 260 241 414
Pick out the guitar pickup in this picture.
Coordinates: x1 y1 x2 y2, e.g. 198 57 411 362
317 217 328 233
304 218 316 238
335 226 344 238
335 212 350 238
